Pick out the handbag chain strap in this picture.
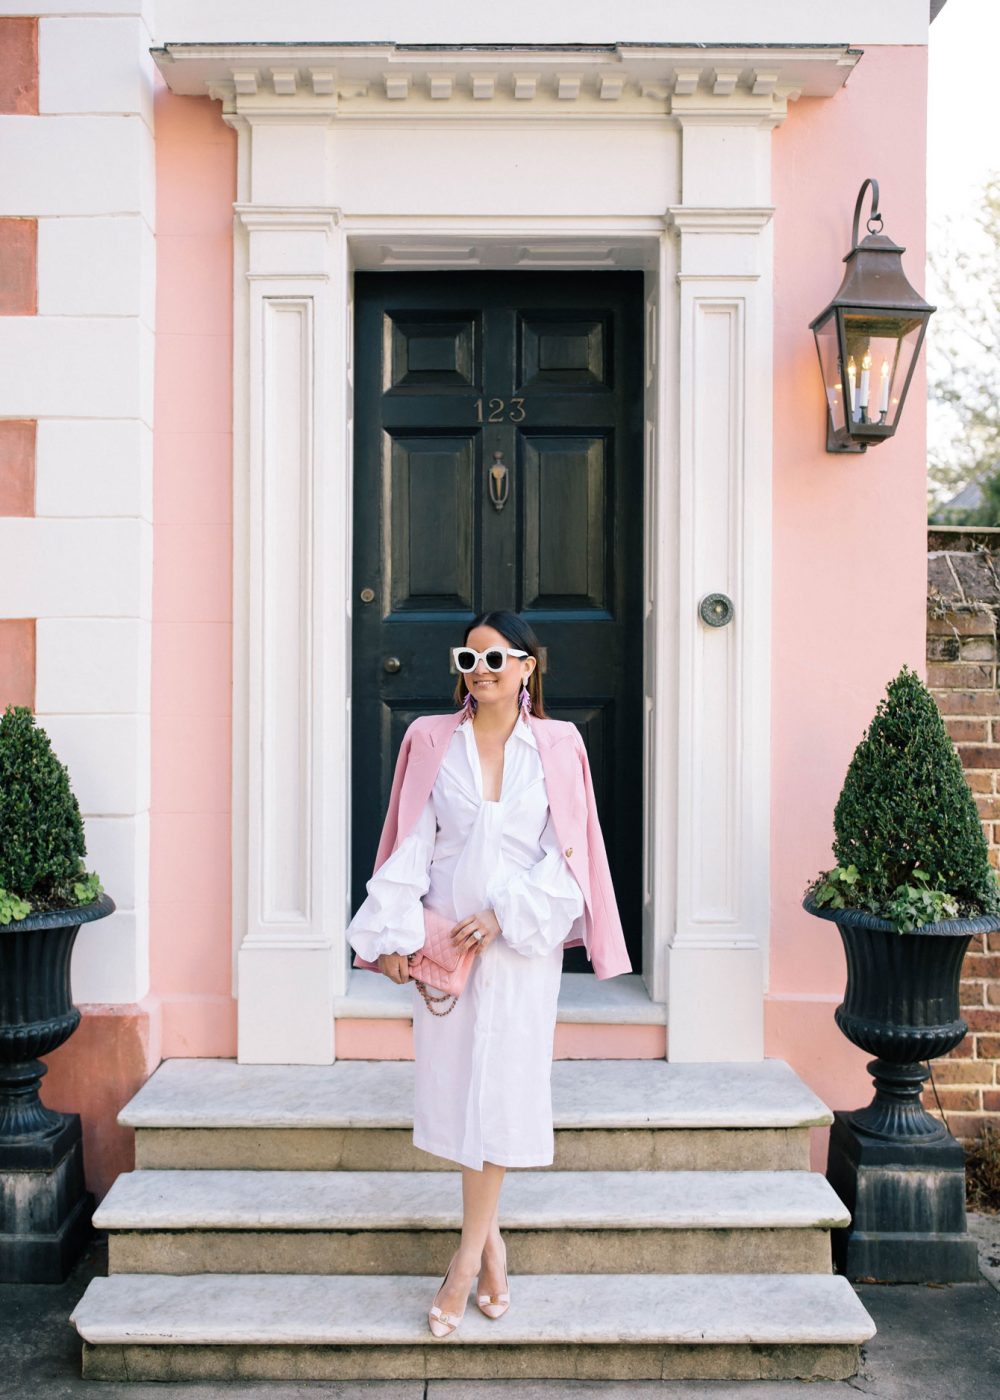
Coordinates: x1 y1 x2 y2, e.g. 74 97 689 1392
413 979 459 1017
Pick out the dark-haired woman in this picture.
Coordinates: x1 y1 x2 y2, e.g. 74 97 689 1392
347 611 630 1337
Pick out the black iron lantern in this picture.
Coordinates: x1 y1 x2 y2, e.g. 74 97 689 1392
811 178 935 453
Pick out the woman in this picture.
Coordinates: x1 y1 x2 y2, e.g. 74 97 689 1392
347 610 630 1338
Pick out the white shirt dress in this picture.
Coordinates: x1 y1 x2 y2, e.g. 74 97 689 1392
347 713 584 1170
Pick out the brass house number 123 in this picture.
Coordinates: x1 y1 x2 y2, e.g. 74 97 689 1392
474 397 527 423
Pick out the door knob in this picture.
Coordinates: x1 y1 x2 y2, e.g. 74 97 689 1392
383 656 402 673
699 593 734 627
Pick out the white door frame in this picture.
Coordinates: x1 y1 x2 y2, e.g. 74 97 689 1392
151 43 859 1065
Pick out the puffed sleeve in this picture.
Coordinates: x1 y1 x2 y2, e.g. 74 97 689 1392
346 794 436 961
487 809 584 958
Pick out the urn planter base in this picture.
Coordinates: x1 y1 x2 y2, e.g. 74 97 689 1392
825 1112 979 1283
845 1057 947 1142
0 1111 94 1283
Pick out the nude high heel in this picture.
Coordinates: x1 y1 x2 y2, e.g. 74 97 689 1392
477 1237 510 1319
428 1252 468 1338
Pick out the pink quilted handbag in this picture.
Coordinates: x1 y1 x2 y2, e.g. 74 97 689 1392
407 905 477 1016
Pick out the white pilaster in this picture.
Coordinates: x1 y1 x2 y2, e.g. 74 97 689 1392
664 98 779 1061
225 101 347 1058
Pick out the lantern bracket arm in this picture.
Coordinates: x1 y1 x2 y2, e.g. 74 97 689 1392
851 177 882 250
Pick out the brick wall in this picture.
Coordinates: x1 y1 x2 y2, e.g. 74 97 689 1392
926 535 1000 1142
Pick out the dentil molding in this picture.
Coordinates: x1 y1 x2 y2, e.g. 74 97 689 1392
153 42 859 121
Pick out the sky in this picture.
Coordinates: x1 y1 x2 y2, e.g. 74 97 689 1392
928 0 1000 233
926 0 1000 496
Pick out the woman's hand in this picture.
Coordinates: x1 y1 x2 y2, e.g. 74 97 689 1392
377 952 412 984
451 907 501 956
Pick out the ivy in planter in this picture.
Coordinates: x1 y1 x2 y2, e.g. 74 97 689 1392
0 704 103 922
807 665 1000 931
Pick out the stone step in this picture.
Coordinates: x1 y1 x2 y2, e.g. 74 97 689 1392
72 1271 876 1382
95 1169 847 1276
124 1058 828 1173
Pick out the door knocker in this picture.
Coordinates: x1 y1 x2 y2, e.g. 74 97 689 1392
488 451 508 513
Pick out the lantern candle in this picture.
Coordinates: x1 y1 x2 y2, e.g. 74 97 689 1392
879 358 890 416
859 351 871 414
847 357 857 416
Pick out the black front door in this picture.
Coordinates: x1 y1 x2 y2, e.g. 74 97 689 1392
352 271 644 971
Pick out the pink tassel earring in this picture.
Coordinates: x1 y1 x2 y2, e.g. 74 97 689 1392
461 687 477 721
519 679 532 718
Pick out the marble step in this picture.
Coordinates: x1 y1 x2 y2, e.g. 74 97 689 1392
125 1058 828 1173
72 1271 876 1382
96 1169 847 1276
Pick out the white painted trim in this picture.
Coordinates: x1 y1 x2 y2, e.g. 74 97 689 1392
643 233 678 1009
228 185 347 1061
353 223 668 1006
149 2 927 48
662 134 776 1060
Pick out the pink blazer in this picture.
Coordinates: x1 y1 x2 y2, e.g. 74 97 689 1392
353 708 632 980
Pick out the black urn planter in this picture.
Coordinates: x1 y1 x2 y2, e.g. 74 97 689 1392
804 894 1000 1282
0 892 115 1282
804 897 1000 1140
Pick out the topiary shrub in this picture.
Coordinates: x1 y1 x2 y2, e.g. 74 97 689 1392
806 665 1000 931
0 704 102 923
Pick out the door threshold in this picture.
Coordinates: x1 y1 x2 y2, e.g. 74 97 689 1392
335 971 666 1025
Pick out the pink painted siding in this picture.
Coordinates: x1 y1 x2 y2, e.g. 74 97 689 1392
336 1020 667 1060
42 1004 161 1203
150 74 237 1056
768 45 930 1153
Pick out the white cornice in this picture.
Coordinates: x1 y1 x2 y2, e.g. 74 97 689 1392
152 42 861 118
668 207 776 234
234 205 342 233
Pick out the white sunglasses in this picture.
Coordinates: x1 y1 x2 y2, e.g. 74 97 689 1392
452 645 528 673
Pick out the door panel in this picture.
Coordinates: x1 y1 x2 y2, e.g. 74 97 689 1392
519 311 611 388
388 312 479 388
388 435 476 610
522 433 609 609
353 271 644 971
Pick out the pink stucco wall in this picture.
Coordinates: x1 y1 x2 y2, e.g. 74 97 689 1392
150 74 237 1057
767 45 930 1147
146 48 930 1126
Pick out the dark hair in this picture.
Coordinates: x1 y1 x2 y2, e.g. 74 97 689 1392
451 610 548 719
